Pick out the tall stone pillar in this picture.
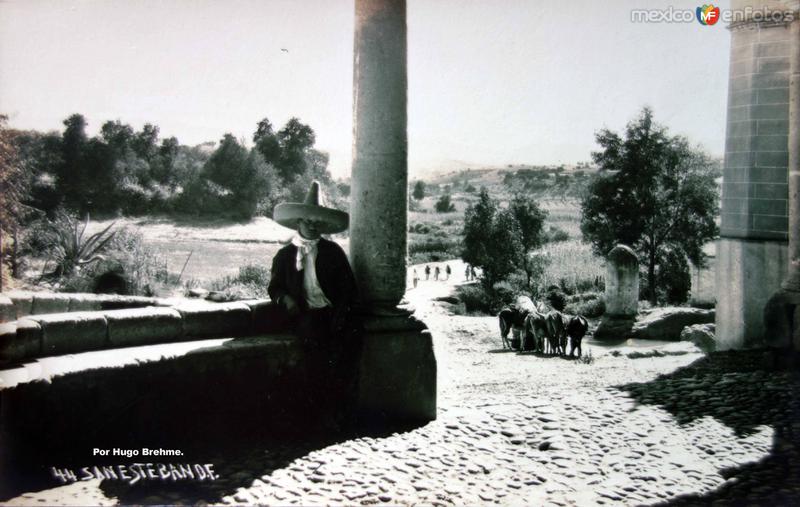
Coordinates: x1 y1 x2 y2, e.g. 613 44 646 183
716 0 796 350
351 0 436 422
764 1 800 350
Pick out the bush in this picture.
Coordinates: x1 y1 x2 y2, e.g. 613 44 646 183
545 225 569 243
564 293 605 318
434 194 456 213
209 263 271 300
545 286 567 311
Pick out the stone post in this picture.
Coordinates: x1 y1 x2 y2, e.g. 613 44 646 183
764 2 800 350
594 245 639 341
716 0 796 350
350 0 436 423
604 245 639 317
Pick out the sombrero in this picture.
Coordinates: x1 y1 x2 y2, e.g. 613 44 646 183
273 181 349 234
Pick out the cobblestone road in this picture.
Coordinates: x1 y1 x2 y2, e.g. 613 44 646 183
6 270 800 506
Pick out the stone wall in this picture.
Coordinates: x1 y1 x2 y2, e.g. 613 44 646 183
0 295 274 365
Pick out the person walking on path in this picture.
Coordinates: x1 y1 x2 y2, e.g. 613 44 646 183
412 268 419 289
445 264 451 281
434 266 440 281
425 265 431 280
465 264 471 281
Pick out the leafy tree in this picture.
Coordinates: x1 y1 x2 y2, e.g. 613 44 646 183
58 114 89 211
434 194 456 213
412 180 425 200
276 117 315 182
253 117 281 167
0 115 26 289
580 107 719 304
462 188 523 287
507 193 548 286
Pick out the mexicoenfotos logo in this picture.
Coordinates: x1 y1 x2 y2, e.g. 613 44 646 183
696 4 720 25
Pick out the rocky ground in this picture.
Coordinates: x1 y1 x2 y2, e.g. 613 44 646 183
5 262 800 506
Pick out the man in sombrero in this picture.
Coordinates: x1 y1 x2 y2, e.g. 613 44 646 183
269 181 361 426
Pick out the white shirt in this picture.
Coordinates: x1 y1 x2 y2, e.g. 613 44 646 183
292 236 332 309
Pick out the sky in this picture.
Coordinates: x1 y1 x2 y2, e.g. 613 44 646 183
0 0 732 179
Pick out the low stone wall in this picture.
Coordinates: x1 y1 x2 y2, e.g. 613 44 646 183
0 291 165 323
0 295 277 365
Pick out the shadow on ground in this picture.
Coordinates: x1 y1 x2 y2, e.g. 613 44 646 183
616 348 800 506
0 420 423 505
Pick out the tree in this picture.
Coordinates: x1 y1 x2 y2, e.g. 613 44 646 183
462 188 523 288
580 107 719 304
253 117 281 167
0 115 26 289
58 114 89 211
276 117 315 182
508 193 548 286
434 194 456 213
412 180 425 200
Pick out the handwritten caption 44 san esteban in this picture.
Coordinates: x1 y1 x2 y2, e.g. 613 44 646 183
50 448 219 486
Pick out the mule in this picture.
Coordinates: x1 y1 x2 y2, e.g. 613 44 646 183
566 315 589 358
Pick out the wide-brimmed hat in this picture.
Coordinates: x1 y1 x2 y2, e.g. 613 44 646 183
273 181 349 234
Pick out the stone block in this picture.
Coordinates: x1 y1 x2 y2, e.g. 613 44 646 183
97 295 158 311
750 103 789 121
176 302 251 338
753 182 788 199
67 295 103 313
31 312 108 356
726 119 757 139
0 323 22 364
721 212 750 232
728 89 757 108
631 308 715 341
725 135 754 152
724 151 755 169
680 324 717 353
14 319 42 359
755 41 790 58
757 25 792 43
723 182 750 199
605 245 639 318
0 296 14 323
31 294 72 315
722 198 749 215
756 150 789 168
750 198 787 215
753 134 789 151
723 167 748 183
753 214 789 233
716 238 788 349
757 57 790 74
105 307 183 347
750 166 788 183
727 104 752 122
358 318 436 423
757 119 790 136
593 316 635 342
757 87 790 104
7 291 34 319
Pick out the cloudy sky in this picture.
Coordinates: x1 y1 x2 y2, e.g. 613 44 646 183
0 0 731 178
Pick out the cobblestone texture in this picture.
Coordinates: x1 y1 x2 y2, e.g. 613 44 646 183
4 270 800 506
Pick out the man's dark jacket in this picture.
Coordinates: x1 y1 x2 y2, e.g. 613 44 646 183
268 238 360 336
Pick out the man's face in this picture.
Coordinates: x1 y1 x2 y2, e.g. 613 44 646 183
298 218 322 240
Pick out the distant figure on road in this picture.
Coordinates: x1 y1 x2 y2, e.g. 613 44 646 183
470 265 477 281
465 264 471 281
445 264 451 280
412 268 419 288
434 266 440 281
425 265 431 280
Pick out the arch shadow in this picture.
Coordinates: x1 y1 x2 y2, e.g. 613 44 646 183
615 348 800 506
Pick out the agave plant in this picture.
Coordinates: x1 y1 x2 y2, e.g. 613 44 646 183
46 211 117 278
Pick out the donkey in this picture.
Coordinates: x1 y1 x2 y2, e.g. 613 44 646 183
545 310 569 356
566 315 589 358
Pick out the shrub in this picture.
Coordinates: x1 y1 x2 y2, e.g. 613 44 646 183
434 194 456 213
545 286 567 311
564 295 605 318
209 263 271 300
545 225 569 243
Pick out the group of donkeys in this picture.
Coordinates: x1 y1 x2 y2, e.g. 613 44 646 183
498 296 589 357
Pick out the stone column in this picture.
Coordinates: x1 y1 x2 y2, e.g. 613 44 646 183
350 0 436 423
351 0 408 312
764 2 800 350
594 245 639 341
716 0 795 350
